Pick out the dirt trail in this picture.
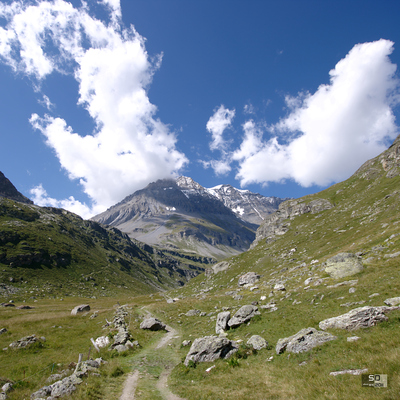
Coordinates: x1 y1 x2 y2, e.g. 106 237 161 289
119 314 185 400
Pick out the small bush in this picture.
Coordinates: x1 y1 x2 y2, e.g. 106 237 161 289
109 366 125 377
227 357 240 367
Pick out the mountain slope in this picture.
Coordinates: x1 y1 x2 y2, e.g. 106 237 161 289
0 171 33 204
92 176 284 259
0 198 205 299
155 135 400 399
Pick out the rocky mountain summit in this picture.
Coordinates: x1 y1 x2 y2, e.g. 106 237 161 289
92 176 285 259
0 171 32 204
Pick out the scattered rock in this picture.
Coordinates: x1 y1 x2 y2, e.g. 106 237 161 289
184 336 238 366
276 327 336 354
330 369 368 376
1 303 15 307
71 304 90 315
9 334 43 349
247 335 268 350
384 297 400 306
185 309 201 317
238 272 260 287
327 280 358 289
15 305 34 309
140 317 166 331
182 340 191 347
319 306 399 331
0 328 7 335
349 288 356 294
325 253 363 279
215 311 231 334
228 305 260 328
94 336 110 349
347 336 360 342
274 283 285 291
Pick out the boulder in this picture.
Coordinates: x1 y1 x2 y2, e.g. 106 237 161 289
319 306 399 331
184 335 238 366
71 304 90 315
238 272 260 287
325 253 363 279
182 340 191 347
212 261 231 274
384 297 400 306
94 336 110 349
0 328 7 335
215 311 230 334
140 317 166 331
227 305 260 328
276 327 336 354
247 335 268 350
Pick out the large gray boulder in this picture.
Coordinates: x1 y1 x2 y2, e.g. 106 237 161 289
71 304 90 315
384 297 400 306
140 317 166 331
215 311 231 334
228 305 260 328
184 335 238 366
247 335 268 350
325 253 363 279
319 306 399 331
276 327 336 354
238 272 260 287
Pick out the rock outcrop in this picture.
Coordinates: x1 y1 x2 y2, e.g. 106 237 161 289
184 336 238 366
252 198 333 246
319 306 399 331
324 253 363 279
276 327 336 354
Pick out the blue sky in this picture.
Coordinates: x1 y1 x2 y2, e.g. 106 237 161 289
1 0 400 218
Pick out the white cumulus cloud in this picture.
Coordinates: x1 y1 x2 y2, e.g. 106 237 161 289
233 39 400 188
0 0 187 216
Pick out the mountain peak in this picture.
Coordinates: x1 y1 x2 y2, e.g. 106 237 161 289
176 176 204 190
0 171 33 204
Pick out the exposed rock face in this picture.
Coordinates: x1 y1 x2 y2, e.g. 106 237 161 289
325 253 363 279
247 335 268 350
238 272 260 287
184 336 238 366
276 328 336 354
227 305 260 328
92 177 285 259
215 311 231 334
252 198 333 247
71 304 90 315
319 306 399 331
140 317 166 331
0 171 33 204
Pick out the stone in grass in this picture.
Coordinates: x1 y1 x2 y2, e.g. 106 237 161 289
319 306 399 331
215 311 230 334
184 336 238 366
227 305 260 328
139 317 166 331
276 327 336 355
324 253 363 279
238 272 260 287
384 297 400 306
247 335 268 350
71 304 90 315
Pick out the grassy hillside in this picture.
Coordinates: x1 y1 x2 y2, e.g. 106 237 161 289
0 200 205 300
